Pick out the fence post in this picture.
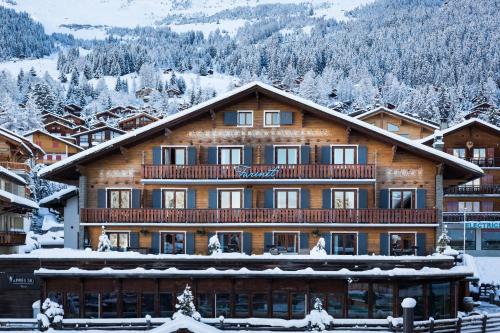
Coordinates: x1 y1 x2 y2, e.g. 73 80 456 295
401 298 416 333
481 314 487 333
429 317 434 333
456 316 462 333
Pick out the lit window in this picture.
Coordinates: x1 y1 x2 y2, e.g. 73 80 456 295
452 148 466 159
458 201 480 212
107 189 131 208
219 190 242 209
106 232 129 250
333 190 356 209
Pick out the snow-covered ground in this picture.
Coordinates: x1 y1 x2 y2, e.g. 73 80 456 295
473 257 500 284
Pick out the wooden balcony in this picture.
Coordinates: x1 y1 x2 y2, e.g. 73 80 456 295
81 208 436 224
443 212 500 222
464 157 500 167
0 232 26 245
142 164 375 180
0 161 30 173
445 185 500 195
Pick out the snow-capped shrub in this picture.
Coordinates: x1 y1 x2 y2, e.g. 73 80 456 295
307 298 334 331
208 235 221 255
97 226 112 252
436 225 451 254
37 298 64 330
311 237 327 256
173 284 201 321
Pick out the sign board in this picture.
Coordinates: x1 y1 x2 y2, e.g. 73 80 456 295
0 272 38 290
234 165 280 178
465 222 500 229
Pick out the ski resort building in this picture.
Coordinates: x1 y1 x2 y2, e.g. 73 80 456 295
419 118 500 256
35 82 483 320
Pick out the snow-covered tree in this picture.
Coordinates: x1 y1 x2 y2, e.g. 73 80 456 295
208 235 222 255
173 284 201 321
436 225 452 254
37 298 64 330
311 237 327 256
307 298 334 331
97 226 112 252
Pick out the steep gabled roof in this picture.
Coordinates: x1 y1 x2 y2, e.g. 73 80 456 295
70 125 126 138
39 81 483 182
24 130 84 151
354 106 439 129
0 127 45 158
44 121 76 131
418 118 500 144
118 112 159 124
42 113 74 126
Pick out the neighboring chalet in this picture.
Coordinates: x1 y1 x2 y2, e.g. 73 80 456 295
24 130 83 164
44 121 76 137
95 110 121 122
0 127 41 254
63 113 86 126
354 106 439 140
419 118 500 256
64 104 83 117
41 113 74 127
118 112 159 131
37 82 481 320
464 102 497 120
71 126 125 149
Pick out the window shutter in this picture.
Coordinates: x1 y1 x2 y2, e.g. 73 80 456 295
97 189 106 208
299 233 309 251
187 147 197 165
379 189 389 208
482 201 494 212
130 232 139 249
186 233 195 254
131 189 141 208
152 189 162 209
243 232 252 255
358 233 368 255
187 189 196 209
244 189 253 209
207 147 217 164
322 189 331 209
320 146 331 164
446 202 459 212
301 189 310 209
244 146 253 165
416 189 427 209
322 233 331 254
264 189 274 208
264 145 274 164
264 232 273 252
152 146 162 165
150 232 160 254
208 189 217 209
300 145 310 164
280 111 293 125
358 189 368 209
223 111 237 125
358 145 367 165
417 233 426 256
379 233 389 255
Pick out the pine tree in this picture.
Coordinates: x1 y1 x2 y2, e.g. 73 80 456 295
173 284 201 321
97 227 112 252
58 72 67 83
115 77 122 92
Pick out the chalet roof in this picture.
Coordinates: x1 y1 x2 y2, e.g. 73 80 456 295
24 130 84 151
0 166 27 185
418 118 500 144
44 121 75 130
70 125 126 138
0 188 38 210
62 113 86 121
39 81 483 181
95 110 121 118
118 112 159 124
0 127 45 158
64 104 82 111
354 106 439 129
41 113 74 126
39 186 78 207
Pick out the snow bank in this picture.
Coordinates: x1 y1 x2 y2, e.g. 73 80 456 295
472 257 500 284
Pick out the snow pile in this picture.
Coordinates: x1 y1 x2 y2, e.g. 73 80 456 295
306 298 334 331
18 231 41 254
97 227 112 252
151 316 219 333
208 235 222 255
173 284 201 321
37 298 64 330
310 237 327 256
472 257 500 284
401 297 417 309
41 213 62 232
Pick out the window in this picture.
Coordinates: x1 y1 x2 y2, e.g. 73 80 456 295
107 189 131 208
141 293 155 317
327 293 344 318
219 147 242 165
79 135 89 147
453 148 466 159
275 146 299 164
234 294 250 318
390 190 414 209
161 232 185 254
218 232 242 253
252 294 268 317
275 189 299 208
291 293 306 319
101 292 117 318
348 283 369 318
264 111 280 127
399 285 424 320
429 283 451 319
219 189 242 209
272 292 288 319
215 293 230 317
458 201 480 212
274 232 298 253
107 232 129 250
332 146 356 164
163 190 186 209
449 229 475 250
66 293 80 318
332 233 357 255
473 148 486 159
399 133 409 138
163 147 186 165
387 123 400 132
159 293 174 317
197 294 213 318
333 190 356 209
372 284 393 318
122 293 137 318
84 293 99 318
92 131 105 143
482 230 500 250
237 111 253 127
390 233 416 256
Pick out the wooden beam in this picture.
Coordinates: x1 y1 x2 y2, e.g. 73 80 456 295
209 109 216 129
255 90 260 109
346 127 352 143
391 145 397 161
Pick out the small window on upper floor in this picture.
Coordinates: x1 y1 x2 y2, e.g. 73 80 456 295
452 148 466 159
237 111 253 127
399 133 409 139
387 123 400 132
264 111 280 127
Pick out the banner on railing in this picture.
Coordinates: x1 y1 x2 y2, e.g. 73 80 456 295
234 165 280 178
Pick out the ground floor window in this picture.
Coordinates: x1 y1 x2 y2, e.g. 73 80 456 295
252 294 269 318
449 229 475 250
160 292 175 317
101 292 117 318
291 293 306 319
122 293 137 318
372 284 393 318
215 293 231 317
197 293 213 318
482 230 500 250
310 292 344 318
142 293 155 317
390 233 416 256
84 293 99 318
399 285 424 320
429 282 451 319
274 232 298 253
348 282 369 318
66 293 80 318
234 294 250 318
332 233 357 255
272 292 289 319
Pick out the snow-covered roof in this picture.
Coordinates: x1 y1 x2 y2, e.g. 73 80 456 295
42 112 74 125
39 186 78 206
418 118 500 144
0 127 37 157
0 166 27 184
24 130 84 151
70 125 126 137
118 112 159 124
39 81 483 179
44 120 76 130
0 188 38 209
62 113 85 121
355 106 439 129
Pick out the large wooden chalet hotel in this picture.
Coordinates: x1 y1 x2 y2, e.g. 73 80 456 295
36 82 484 321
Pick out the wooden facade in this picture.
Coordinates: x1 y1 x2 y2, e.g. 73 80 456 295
72 126 125 149
118 113 159 131
24 130 83 164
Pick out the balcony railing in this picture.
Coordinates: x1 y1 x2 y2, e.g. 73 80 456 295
444 185 500 195
463 157 500 167
81 208 436 224
0 232 26 245
142 164 375 180
443 212 500 222
0 161 30 173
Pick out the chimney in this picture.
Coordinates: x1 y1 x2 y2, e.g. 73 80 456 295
432 130 444 151
439 117 449 130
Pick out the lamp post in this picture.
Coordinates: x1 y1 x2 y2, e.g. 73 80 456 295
463 207 467 254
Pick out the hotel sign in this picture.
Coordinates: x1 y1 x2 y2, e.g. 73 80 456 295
465 222 500 229
0 273 38 290
235 165 280 178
